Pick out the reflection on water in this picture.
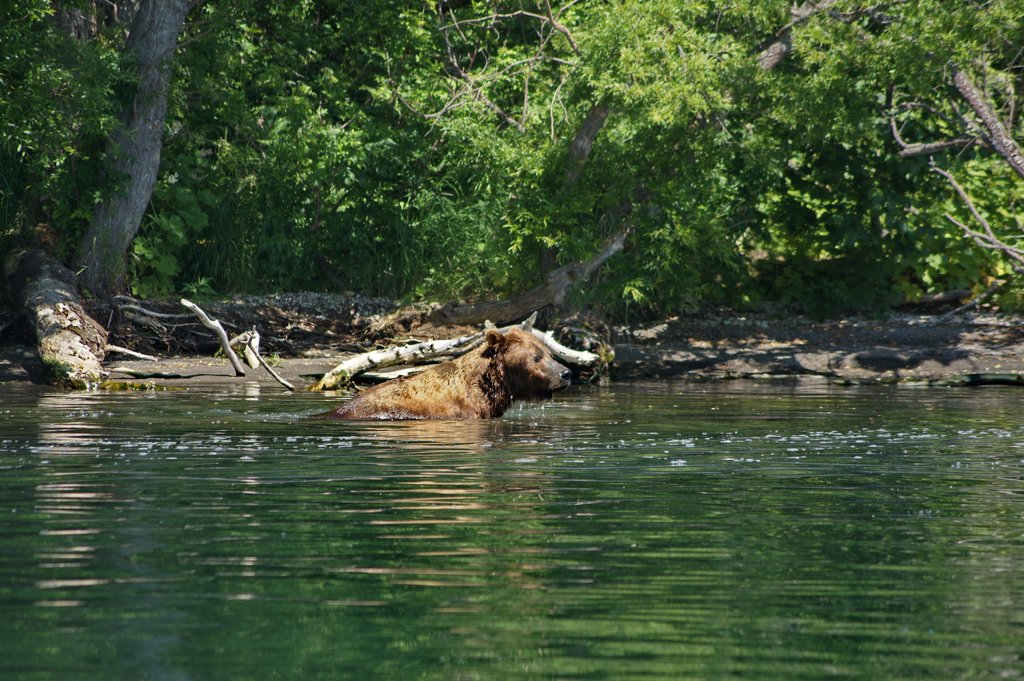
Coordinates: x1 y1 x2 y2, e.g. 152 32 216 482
0 380 1022 679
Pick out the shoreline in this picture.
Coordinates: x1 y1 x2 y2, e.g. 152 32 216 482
2 310 1022 389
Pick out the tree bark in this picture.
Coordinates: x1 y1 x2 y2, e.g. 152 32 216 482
951 65 1024 181
757 1 839 71
539 103 612 274
75 0 194 298
564 104 610 185
5 250 108 388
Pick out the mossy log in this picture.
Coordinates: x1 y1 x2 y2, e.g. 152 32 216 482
4 249 108 388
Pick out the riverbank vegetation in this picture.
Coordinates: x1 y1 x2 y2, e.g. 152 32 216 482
2 0 1022 320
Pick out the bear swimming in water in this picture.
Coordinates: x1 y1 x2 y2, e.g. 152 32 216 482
319 327 571 420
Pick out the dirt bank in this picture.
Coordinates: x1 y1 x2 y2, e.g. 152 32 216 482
1 294 1022 388
612 312 1024 384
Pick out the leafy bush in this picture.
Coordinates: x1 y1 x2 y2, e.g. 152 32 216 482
5 0 1022 319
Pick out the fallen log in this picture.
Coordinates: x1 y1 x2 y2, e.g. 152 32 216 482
311 331 485 392
3 249 108 388
311 313 603 392
530 327 608 367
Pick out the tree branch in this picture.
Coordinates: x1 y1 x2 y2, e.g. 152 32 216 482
931 163 1024 271
431 226 630 326
951 64 1024 180
180 298 247 376
897 136 982 158
439 6 525 133
757 0 840 70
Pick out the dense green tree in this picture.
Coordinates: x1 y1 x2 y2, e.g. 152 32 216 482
2 0 1021 316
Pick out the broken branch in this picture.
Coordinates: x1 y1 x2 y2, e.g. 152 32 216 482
231 328 294 390
180 298 247 376
105 344 159 361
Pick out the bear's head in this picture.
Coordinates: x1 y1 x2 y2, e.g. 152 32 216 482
484 327 571 400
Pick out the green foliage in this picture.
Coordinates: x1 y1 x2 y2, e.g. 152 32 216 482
0 0 122 257
130 180 214 297
4 0 1023 317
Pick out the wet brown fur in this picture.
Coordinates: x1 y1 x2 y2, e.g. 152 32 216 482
319 328 570 420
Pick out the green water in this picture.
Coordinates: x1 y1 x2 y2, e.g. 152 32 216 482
0 380 1022 680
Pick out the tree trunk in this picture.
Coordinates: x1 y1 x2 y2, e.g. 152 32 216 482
432 227 629 326
564 104 610 185
5 250 108 388
75 0 194 299
539 103 612 274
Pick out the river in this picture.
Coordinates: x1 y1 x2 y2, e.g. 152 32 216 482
1 380 1022 679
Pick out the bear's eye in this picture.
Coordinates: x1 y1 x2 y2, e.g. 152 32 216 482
533 354 543 363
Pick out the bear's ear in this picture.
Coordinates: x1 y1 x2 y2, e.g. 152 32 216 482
484 329 505 354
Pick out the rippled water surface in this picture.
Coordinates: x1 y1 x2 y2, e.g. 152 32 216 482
1 380 1023 679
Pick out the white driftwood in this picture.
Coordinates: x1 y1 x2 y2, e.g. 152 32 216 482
311 332 485 391
530 329 601 366
243 331 260 369
105 344 159 361
243 329 293 391
361 366 430 382
180 298 247 376
311 312 601 391
228 329 261 369
224 329 295 390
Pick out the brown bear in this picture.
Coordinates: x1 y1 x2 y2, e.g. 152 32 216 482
319 327 571 420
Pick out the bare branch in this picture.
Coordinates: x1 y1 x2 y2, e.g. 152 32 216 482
931 163 1024 270
428 1 581 132
549 71 571 140
897 137 982 158
937 279 1008 323
439 7 525 132
245 329 294 390
181 298 247 376
105 344 159 361
542 0 580 55
446 3 581 54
